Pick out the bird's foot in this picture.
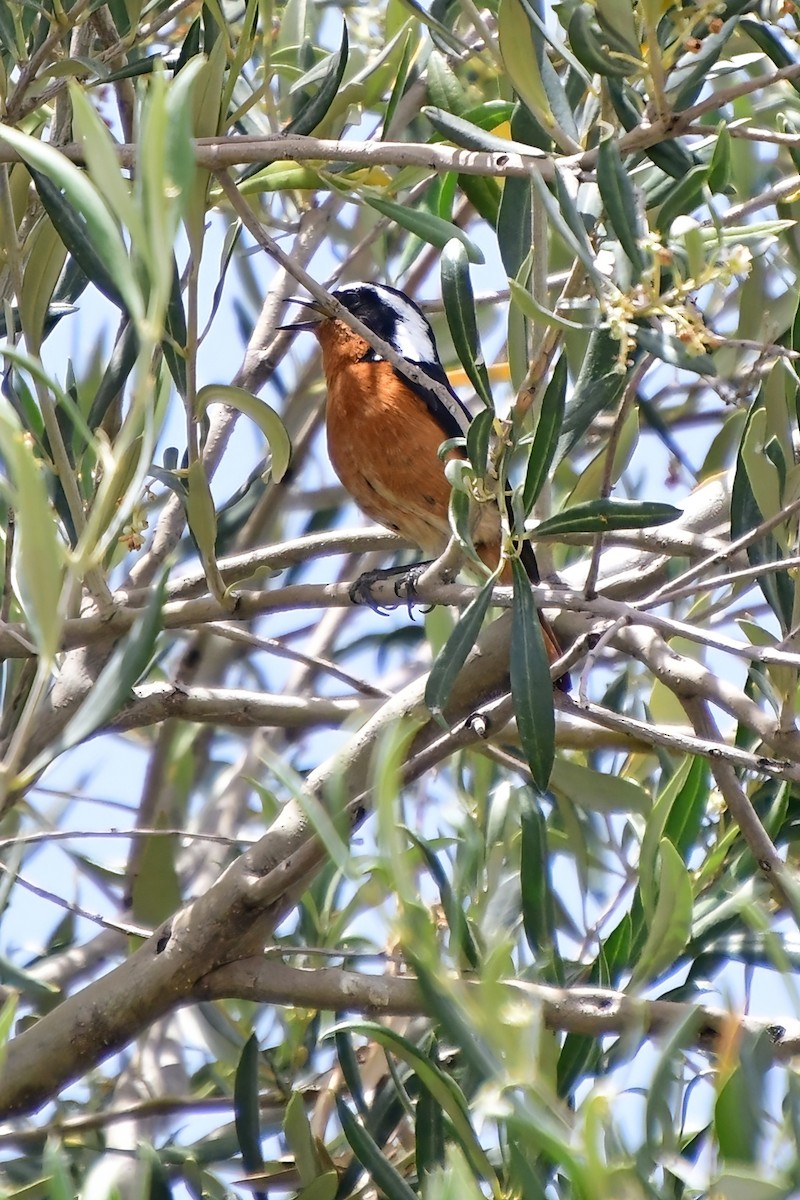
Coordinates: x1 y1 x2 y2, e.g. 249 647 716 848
348 562 433 614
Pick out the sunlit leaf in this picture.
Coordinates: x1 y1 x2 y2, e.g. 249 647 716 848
285 23 349 135
0 124 142 319
535 498 682 537
0 395 65 662
425 577 495 720
365 195 485 265
440 239 493 409
630 839 693 987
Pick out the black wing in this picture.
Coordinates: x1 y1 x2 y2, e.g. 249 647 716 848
391 359 472 441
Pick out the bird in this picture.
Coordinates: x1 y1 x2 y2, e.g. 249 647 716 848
282 282 565 679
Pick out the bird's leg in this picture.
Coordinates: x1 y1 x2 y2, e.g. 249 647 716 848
348 561 435 612
349 538 467 613
403 536 466 594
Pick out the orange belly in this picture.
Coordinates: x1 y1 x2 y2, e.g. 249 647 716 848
325 361 462 557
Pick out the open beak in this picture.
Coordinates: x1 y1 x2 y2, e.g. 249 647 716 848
277 296 325 332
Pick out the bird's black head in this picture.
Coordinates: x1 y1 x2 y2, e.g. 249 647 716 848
331 284 440 367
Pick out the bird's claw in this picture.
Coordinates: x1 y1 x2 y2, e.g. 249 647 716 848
348 562 433 615
392 565 430 615
348 569 392 612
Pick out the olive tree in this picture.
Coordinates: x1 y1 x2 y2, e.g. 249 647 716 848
0 0 799 1196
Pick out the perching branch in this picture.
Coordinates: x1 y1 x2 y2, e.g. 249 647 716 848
194 958 800 1061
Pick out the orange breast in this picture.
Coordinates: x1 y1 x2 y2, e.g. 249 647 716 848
324 358 457 556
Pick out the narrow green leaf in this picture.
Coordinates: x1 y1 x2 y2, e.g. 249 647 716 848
595 0 640 57
550 759 649 814
466 408 493 476
395 0 465 55
596 136 646 280
234 168 324 197
556 1031 600 1099
515 0 580 141
510 556 554 791
567 407 638 508
0 398 65 662
630 839 693 987
29 167 128 313
164 55 205 203
665 756 710 862
187 460 227 606
365 195 485 264
731 393 793 630
739 406 780 524
296 1173 338 1200
635 326 717 376
19 216 67 353
407 831 480 970
498 176 532 280
43 1139 74 1200
425 578 495 718
655 164 708 237
535 498 681 538
335 1029 368 1117
0 125 142 318
602 911 632 982
235 1034 265 1175
568 3 637 77
669 16 740 109
195 384 291 482
498 0 554 132
69 80 143 240
529 167 604 288
426 49 469 115
383 30 416 138
88 320 139 429
508 278 587 331
0 953 60 1004
522 355 567 514
416 1075 445 1182
163 260 188 398
284 1091 319 1187
707 122 732 194
606 78 697 179
520 795 560 973
441 239 493 409
639 756 696 923
424 105 542 156
715 1063 761 1165
463 174 502 226
285 23 349 136
740 17 800 95
336 1097 417 1200
332 1021 496 1187
0 993 18 1072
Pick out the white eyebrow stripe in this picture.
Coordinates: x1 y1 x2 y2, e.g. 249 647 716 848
380 292 438 363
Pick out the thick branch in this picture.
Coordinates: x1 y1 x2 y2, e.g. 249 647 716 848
196 959 800 1061
110 685 372 734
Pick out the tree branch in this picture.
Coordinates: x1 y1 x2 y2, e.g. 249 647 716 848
195 958 800 1061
